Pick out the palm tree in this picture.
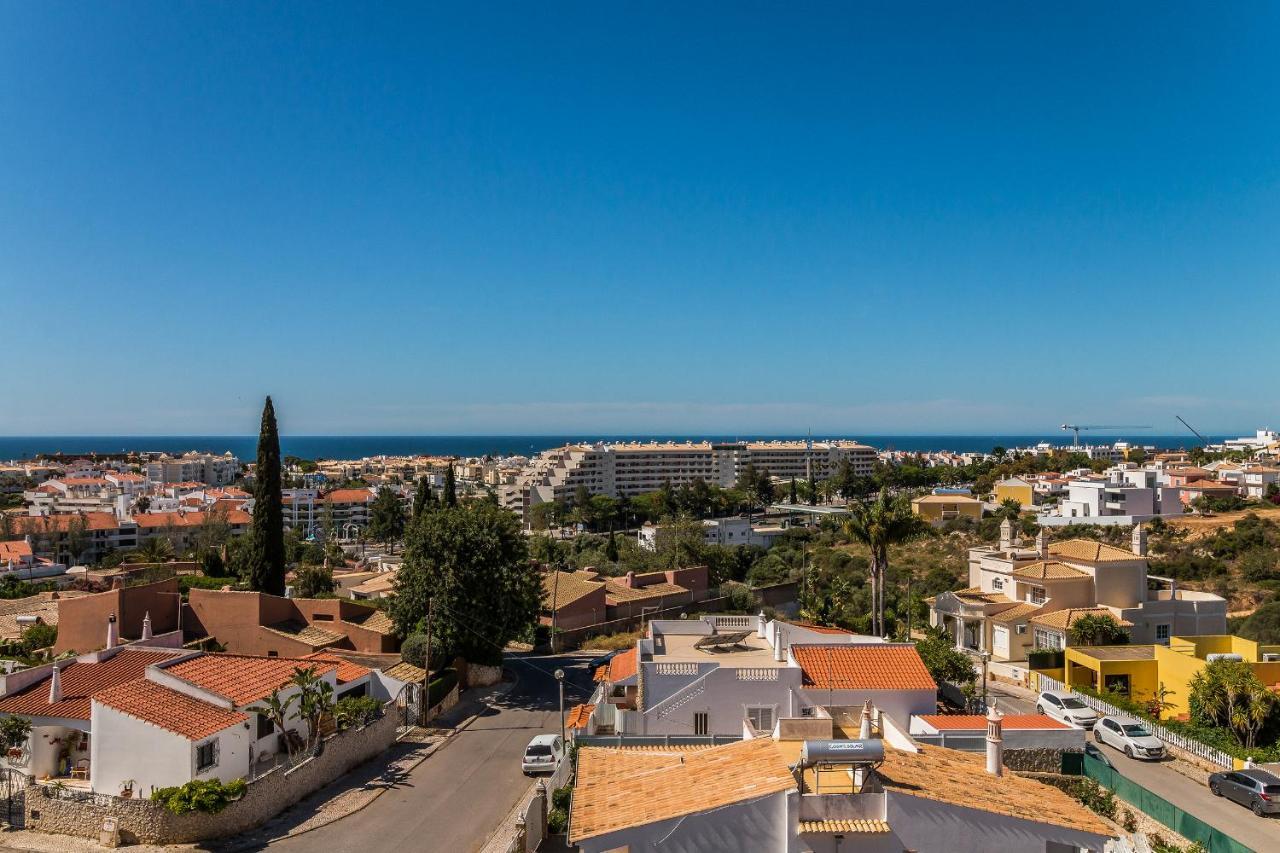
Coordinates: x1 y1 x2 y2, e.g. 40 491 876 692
248 689 300 757
841 489 928 637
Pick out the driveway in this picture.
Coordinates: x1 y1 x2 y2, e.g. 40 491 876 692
258 650 596 853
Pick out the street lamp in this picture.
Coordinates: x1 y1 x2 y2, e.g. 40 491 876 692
554 668 566 744
980 650 992 712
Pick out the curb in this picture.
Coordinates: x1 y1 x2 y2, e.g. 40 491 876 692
227 673 523 849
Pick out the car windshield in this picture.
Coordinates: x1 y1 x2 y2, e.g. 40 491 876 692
1061 698 1089 710
526 745 553 757
1121 724 1151 737
1263 784 1280 794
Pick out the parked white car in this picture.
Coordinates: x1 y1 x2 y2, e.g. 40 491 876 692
522 734 565 775
1036 690 1099 730
1094 716 1166 760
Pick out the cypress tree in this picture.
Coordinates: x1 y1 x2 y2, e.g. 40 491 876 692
246 396 286 595
443 464 457 507
412 475 433 519
789 476 798 505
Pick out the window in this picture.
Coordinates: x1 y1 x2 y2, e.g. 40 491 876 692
1015 624 1027 635
746 706 774 732
1104 674 1131 696
267 650 279 657
992 578 1004 591
313 613 335 621
693 712 708 735
1030 587 1046 605
1155 624 1171 642
257 714 275 739
196 740 218 772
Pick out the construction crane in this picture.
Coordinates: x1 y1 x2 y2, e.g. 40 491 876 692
1176 415 1210 447
1060 424 1152 445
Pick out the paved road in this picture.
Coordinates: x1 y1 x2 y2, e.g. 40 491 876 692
259 651 596 853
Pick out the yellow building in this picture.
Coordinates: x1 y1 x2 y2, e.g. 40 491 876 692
911 494 983 527
993 477 1035 507
1063 635 1280 721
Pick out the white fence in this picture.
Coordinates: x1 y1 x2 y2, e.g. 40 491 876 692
1037 675 1235 769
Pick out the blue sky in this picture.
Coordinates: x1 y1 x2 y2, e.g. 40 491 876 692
2 3 1278 436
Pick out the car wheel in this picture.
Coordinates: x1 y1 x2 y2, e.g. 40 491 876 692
1253 799 1265 817
1036 705 1045 715
1094 730 1103 743
1124 746 1133 759
1210 783 1221 797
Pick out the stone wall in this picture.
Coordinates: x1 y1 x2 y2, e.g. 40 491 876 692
1004 747 1073 773
466 663 504 688
24 704 400 844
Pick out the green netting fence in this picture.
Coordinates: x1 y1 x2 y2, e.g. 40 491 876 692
1082 754 1254 853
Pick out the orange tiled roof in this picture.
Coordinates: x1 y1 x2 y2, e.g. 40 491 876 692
301 651 372 684
0 648 181 720
323 489 374 504
165 654 338 707
566 703 595 729
799 819 891 834
1011 561 1087 581
132 509 251 528
1047 539 1140 563
94 678 247 740
989 602 1043 623
12 512 119 534
569 738 797 843
916 714 1069 731
594 647 638 683
0 541 33 562
1030 607 1132 631
792 644 937 691
788 621 857 635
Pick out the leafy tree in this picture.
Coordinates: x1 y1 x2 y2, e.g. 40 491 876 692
1239 601 1280 644
135 536 175 564
1069 614 1130 646
411 476 433 520
20 622 57 654
442 465 457 507
789 477 798 505
389 503 537 666
400 632 432 669
245 396 286 595
248 688 300 757
604 531 620 564
1189 659 1280 749
367 487 405 548
290 665 335 751
915 628 976 687
842 489 928 637
293 564 336 598
65 513 89 566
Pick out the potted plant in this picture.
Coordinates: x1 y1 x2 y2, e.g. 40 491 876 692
120 779 136 799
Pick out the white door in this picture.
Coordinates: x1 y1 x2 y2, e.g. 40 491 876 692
992 625 1009 658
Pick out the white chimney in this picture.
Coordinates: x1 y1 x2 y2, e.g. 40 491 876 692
858 699 873 739
106 613 118 649
1132 523 1147 557
1035 529 1048 559
48 663 62 704
141 611 153 641
774 628 786 662
986 706 1004 777
756 610 767 639
999 518 1013 551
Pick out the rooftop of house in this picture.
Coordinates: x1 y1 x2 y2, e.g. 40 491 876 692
263 621 348 648
0 648 184 721
912 494 982 504
595 647 638 683
988 602 1043 624
382 660 425 683
791 644 937 692
915 714 1069 731
93 678 248 740
0 591 91 641
542 570 604 610
1047 539 1143 563
649 632 788 668
1067 644 1156 661
300 651 372 684
569 738 797 843
163 653 339 707
1030 607 1134 631
566 703 595 729
1011 561 1088 581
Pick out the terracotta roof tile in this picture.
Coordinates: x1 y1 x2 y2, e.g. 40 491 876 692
1012 561 1088 581
94 678 247 740
12 512 119 534
543 571 605 609
345 608 395 635
0 648 182 720
1029 607 1132 630
569 739 797 843
1048 539 1141 563
916 714 1070 731
604 578 689 603
323 489 374 504
165 654 338 707
594 647 637 683
301 652 372 684
566 703 595 729
383 661 425 682
792 644 937 691
799 819 891 834
263 621 346 648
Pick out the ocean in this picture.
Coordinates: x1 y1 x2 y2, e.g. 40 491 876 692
0 433 1228 461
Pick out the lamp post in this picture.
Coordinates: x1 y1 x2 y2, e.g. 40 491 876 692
554 668 566 744
980 650 991 712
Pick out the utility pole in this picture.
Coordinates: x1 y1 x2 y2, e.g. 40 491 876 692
421 597 433 722
550 566 561 653
555 668 566 744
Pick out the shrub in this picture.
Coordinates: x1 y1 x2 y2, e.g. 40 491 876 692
428 668 458 706
401 633 430 668
150 778 247 814
720 581 755 613
334 695 382 730
1069 778 1117 820
0 715 31 748
19 623 57 654
547 785 573 834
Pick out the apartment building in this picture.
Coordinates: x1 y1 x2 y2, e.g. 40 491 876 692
1040 465 1183 526
505 440 876 521
144 452 240 487
929 522 1226 664
23 478 122 515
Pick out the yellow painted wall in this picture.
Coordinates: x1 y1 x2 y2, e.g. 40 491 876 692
1064 650 1161 706
994 482 1034 507
911 500 982 525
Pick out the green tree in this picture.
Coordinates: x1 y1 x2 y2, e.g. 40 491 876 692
915 628 976 687
1189 659 1280 749
293 564 336 598
245 396 286 595
841 489 928 637
65 513 90 566
367 487 406 548
442 465 457 507
789 477 798 505
1068 614 1130 646
1239 601 1280 644
289 665 335 751
389 503 537 666
411 476 433 520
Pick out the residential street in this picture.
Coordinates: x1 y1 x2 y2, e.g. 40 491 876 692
252 650 596 853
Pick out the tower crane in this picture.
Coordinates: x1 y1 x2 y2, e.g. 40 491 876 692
1060 424 1152 445
1176 416 1210 447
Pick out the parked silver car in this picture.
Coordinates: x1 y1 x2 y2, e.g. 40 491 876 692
522 734 565 776
1094 716 1165 760
1036 690 1099 729
1209 768 1280 817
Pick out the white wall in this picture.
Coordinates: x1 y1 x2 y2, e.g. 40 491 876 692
576 789 799 853
885 790 1110 852
90 704 251 796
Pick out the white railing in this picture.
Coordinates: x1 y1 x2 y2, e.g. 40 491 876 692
736 668 779 681
655 663 699 676
1037 675 1235 769
649 669 717 720
712 615 753 629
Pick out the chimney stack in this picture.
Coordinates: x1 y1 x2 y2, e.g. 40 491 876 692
48 663 62 704
1035 529 1048 559
858 699 873 739
756 610 767 639
141 611 153 641
1132 523 1147 557
106 613 118 649
774 628 786 662
999 518 1013 551
986 706 1004 777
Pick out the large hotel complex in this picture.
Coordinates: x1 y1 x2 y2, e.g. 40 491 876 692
500 439 876 519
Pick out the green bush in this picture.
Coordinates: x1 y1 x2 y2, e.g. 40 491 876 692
334 695 382 730
401 633 430 668
547 785 573 834
428 668 458 706
1027 648 1064 670
150 778 247 814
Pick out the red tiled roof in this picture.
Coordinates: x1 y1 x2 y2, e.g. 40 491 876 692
566 703 595 729
792 644 937 691
165 654 338 707
789 621 857 635
11 512 119 534
94 678 247 740
323 489 374 504
132 509 251 528
0 541 33 562
916 714 1069 731
301 651 372 685
0 649 180 721
594 648 638 683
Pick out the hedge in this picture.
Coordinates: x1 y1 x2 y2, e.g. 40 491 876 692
428 668 458 706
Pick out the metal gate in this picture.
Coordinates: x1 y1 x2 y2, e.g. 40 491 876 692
396 683 420 730
0 768 26 828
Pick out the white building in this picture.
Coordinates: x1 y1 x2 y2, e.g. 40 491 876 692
1043 465 1182 526
637 516 781 551
144 453 240 487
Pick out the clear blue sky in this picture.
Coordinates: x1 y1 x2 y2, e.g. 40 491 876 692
3 2 1277 436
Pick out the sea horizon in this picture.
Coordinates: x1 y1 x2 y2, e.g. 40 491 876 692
0 432 1236 461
